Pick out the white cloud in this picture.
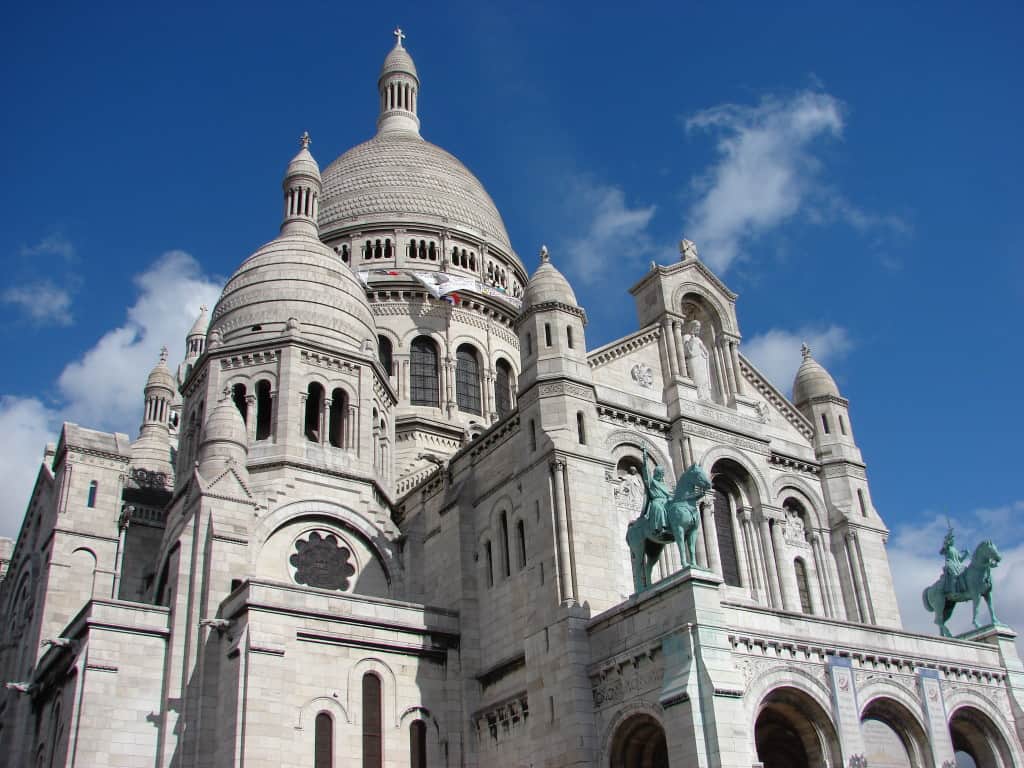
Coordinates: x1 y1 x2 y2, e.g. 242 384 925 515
0 251 221 538
20 234 75 261
684 91 845 271
888 504 1024 652
743 325 852 394
2 281 74 326
0 397 61 538
561 179 657 283
57 250 221 431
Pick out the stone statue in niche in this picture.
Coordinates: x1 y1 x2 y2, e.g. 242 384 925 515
682 320 712 400
630 363 653 389
615 464 646 519
290 531 356 591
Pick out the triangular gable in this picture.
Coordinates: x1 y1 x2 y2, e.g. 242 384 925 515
200 464 254 502
737 353 814 441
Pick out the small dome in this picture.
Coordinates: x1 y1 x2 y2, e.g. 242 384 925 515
380 36 415 81
285 135 321 182
792 344 841 404
208 234 377 352
188 305 209 338
146 348 176 392
200 398 248 454
521 246 579 311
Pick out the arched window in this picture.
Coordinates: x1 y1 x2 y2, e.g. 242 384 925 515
315 711 333 768
794 558 813 614
384 239 392 259
362 674 382 768
495 359 513 418
485 541 494 587
499 512 511 578
409 720 426 768
839 414 847 435
305 382 324 442
329 389 347 448
455 344 482 415
566 326 574 349
712 481 741 587
516 520 526 570
410 337 440 407
377 336 393 376
576 412 586 445
255 380 272 441
86 480 98 508
231 383 247 424
821 413 830 434
544 323 552 347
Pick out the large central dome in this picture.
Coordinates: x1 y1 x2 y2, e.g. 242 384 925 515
319 132 513 251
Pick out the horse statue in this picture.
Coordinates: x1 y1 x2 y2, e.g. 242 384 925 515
921 536 1002 637
625 449 711 593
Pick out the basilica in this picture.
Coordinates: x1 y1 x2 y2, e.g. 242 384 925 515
0 31 1021 768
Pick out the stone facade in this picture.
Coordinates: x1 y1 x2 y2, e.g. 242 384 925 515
1 31 1022 768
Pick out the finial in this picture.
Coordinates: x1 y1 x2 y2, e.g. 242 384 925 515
393 27 406 48
199 304 207 313
540 245 550 263
300 131 311 150
159 346 168 364
801 342 812 361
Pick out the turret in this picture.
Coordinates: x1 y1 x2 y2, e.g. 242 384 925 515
131 347 175 475
197 390 249 480
280 132 322 238
178 305 208 386
376 27 420 135
792 343 862 465
516 246 591 392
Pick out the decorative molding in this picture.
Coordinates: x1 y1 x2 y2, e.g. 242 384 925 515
588 326 661 370
681 419 769 456
737 355 814 440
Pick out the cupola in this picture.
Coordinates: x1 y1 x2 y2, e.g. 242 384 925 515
792 343 841 406
197 391 249 477
131 347 176 475
281 132 322 237
377 28 421 135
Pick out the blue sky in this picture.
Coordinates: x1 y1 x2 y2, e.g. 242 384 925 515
1 1 1021 634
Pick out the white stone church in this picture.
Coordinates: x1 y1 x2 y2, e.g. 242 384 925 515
1 31 1021 768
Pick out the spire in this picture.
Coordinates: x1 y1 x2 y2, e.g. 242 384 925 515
280 132 323 237
377 29 421 135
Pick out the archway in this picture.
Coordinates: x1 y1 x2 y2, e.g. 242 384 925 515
949 706 1014 768
609 713 668 768
754 687 841 768
860 696 928 768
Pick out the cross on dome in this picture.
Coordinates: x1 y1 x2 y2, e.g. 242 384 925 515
801 342 812 360
393 27 405 48
300 131 311 150
159 346 168 364
540 245 550 263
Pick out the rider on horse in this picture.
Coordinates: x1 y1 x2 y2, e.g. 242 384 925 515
940 526 969 596
640 446 671 534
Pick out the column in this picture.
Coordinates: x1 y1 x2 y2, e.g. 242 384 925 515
852 532 876 623
741 511 764 596
805 554 824 616
672 321 689 378
719 339 738 396
728 340 746 396
810 534 835 617
347 405 358 453
269 391 279 443
702 501 722 576
761 517 784 608
694 509 708 569
844 532 870 623
245 395 257 443
662 319 679 379
730 498 751 589
550 460 575 604
713 343 731 400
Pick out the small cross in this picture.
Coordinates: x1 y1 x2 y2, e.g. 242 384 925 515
159 346 168 363
393 27 406 48
801 342 811 360
540 244 549 262
300 131 311 150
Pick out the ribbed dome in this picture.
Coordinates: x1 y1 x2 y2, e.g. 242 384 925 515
521 248 579 310
792 346 841 404
209 234 377 351
146 353 176 391
285 144 321 181
188 306 209 337
319 132 514 252
380 44 417 80
201 399 248 449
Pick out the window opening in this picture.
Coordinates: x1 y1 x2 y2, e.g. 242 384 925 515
305 382 324 442
329 389 346 448
495 359 513 418
86 480 98 508
821 413 830 434
544 323 552 347
362 674 382 768
409 720 426 768
795 558 813 614
315 712 333 768
576 412 586 445
255 380 272 441
410 337 440 407
500 512 511 578
231 383 247 424
377 336 393 376
455 344 482 415
516 520 526 569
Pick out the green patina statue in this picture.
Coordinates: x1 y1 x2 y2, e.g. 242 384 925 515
922 526 1002 637
626 446 711 593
